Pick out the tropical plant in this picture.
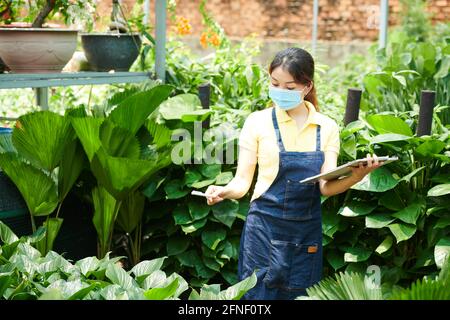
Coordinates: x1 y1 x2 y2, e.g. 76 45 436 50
0 110 86 256
321 111 450 287
0 220 256 300
0 0 95 28
299 256 450 300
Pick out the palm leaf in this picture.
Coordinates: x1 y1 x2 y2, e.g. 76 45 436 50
0 133 15 153
12 111 73 171
92 186 121 258
58 139 86 202
99 120 141 159
146 121 172 150
0 153 58 216
304 271 383 300
35 217 63 256
71 117 104 161
108 85 173 135
90 148 171 200
116 191 145 234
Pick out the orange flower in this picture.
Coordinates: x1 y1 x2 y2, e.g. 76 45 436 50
176 16 192 35
199 30 221 48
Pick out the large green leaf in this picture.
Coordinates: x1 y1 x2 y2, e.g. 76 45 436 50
159 94 201 120
211 200 239 228
428 184 450 197
351 167 399 192
366 114 413 136
130 257 167 283
92 186 121 258
99 120 140 159
167 236 191 256
71 117 104 161
91 148 171 200
202 228 227 251
392 201 425 225
365 214 395 229
35 217 63 256
181 218 208 234
105 263 138 291
181 110 212 123
0 153 58 216
369 134 413 144
220 272 257 300
58 139 85 202
116 191 145 234
173 205 193 225
144 278 179 300
415 140 446 157
325 250 346 271
338 200 377 217
388 223 417 243
108 85 173 135
344 246 372 262
188 200 210 221
375 236 394 255
146 121 172 150
164 180 190 199
12 111 73 171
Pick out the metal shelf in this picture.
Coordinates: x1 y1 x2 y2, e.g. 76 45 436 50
0 72 153 89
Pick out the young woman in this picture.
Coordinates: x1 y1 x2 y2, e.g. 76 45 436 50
205 47 383 300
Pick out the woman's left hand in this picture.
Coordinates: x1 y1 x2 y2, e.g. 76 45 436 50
350 153 384 182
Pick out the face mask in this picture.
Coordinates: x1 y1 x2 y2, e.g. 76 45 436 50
268 85 307 111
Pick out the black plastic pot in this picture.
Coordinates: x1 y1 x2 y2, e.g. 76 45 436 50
81 33 142 72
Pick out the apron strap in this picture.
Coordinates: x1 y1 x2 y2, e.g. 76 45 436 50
316 125 321 151
272 107 322 152
271 107 285 152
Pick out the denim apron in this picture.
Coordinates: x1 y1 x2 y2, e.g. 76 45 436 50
238 107 325 300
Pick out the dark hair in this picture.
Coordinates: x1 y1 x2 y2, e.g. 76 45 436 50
269 47 319 110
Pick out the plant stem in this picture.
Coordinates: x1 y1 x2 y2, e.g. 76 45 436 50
55 202 63 219
31 0 56 28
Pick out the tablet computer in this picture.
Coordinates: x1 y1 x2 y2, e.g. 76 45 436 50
300 156 399 184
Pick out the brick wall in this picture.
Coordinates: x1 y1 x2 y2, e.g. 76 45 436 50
99 0 449 42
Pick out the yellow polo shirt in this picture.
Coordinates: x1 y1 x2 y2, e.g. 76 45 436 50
238 101 340 202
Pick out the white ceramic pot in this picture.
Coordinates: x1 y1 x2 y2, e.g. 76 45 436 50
0 28 78 73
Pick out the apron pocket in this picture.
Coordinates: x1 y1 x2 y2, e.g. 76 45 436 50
263 239 318 291
283 179 316 220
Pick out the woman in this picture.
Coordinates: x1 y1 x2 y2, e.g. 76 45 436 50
205 47 383 300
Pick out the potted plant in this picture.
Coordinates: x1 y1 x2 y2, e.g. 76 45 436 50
0 0 94 73
81 0 142 72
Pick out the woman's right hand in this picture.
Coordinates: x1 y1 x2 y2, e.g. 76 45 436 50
205 185 226 205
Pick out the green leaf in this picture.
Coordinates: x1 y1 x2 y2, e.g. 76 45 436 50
99 120 140 159
378 192 405 210
173 206 193 225
188 200 210 221
181 110 212 123
365 214 395 229
167 236 191 256
211 200 239 228
116 191 145 233
58 139 85 202
181 218 208 234
392 201 424 225
164 179 190 199
369 134 413 144
220 273 257 300
344 246 372 262
215 172 233 185
0 153 58 216
0 221 19 245
184 169 202 187
71 117 104 161
375 236 394 255
176 249 200 268
400 166 426 183
144 278 179 300
202 228 227 251
338 201 377 217
388 223 417 243
428 184 450 197
415 140 446 157
326 251 346 271
191 179 216 189
351 167 399 192
434 237 450 269
131 257 167 282
199 164 222 179
105 263 138 291
92 186 120 258
36 218 63 256
75 256 100 276
366 114 413 136
342 135 356 159
108 85 173 135
12 111 73 171
146 121 172 150
159 94 201 120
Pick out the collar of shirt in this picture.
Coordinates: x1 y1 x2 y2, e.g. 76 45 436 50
275 101 321 126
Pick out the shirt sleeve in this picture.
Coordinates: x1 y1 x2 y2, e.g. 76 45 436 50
324 121 340 154
238 112 259 153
